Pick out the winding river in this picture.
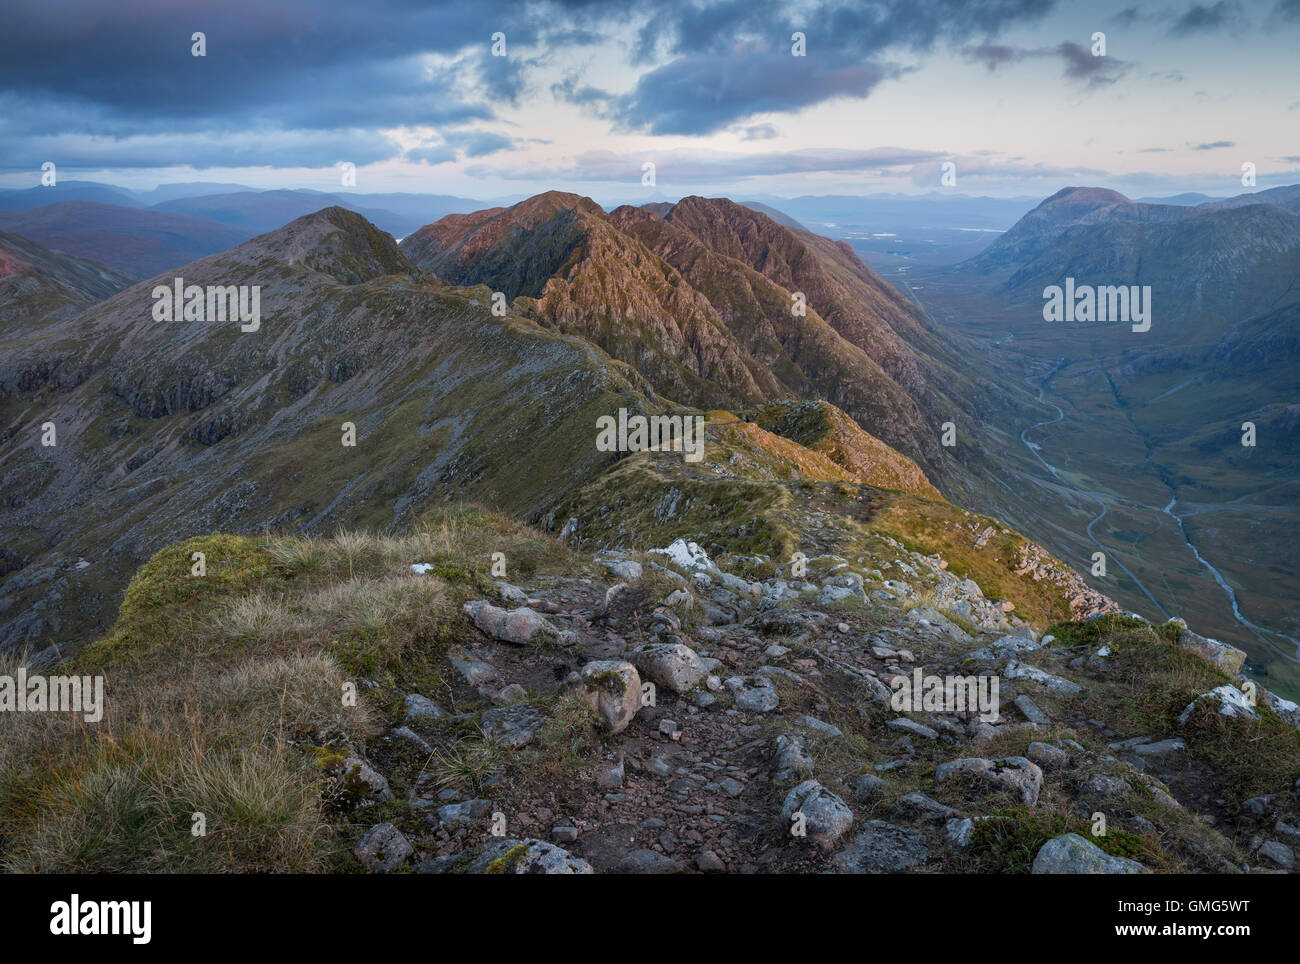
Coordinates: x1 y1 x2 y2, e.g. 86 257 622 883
1023 364 1300 660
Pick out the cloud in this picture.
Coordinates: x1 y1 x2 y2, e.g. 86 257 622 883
0 129 406 172
1193 140 1236 150
570 0 1057 134
960 41 1131 88
611 52 905 135
961 44 1028 71
1056 42 1130 87
1168 1 1249 36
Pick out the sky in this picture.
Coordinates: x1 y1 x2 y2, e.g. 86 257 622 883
1 0 1298 202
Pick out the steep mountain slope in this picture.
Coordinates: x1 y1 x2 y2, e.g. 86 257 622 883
923 183 1300 693
401 193 1007 496
744 400 940 497
0 229 134 330
0 201 251 277
0 207 665 658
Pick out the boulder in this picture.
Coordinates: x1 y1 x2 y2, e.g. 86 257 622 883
1031 833 1147 874
725 675 780 712
835 820 929 872
1004 660 1082 696
1176 685 1259 725
631 642 705 693
462 600 562 646
580 660 642 733
773 733 815 781
969 634 1041 661
780 780 855 850
1177 629 1247 676
352 822 413 873
469 838 593 874
480 703 546 748
935 756 1044 807
648 539 717 572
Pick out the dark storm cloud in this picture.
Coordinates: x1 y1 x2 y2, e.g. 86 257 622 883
0 0 572 168
611 53 905 136
0 1 545 125
1168 1 1249 36
1 0 1059 165
1056 41 1130 87
585 0 1059 134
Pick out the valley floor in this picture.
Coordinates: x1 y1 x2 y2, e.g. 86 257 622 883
903 272 1300 702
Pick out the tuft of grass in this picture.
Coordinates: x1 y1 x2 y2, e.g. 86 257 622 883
959 806 1169 874
428 736 507 792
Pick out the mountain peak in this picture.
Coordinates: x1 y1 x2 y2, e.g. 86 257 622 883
1040 186 1132 209
233 206 412 284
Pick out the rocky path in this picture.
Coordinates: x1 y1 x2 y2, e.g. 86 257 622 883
333 539 1300 875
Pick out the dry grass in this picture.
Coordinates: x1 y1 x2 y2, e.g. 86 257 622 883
0 502 574 872
0 647 364 872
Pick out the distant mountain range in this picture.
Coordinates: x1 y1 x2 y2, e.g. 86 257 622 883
959 184 1300 347
0 202 247 278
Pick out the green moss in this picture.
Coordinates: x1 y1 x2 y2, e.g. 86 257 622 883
587 669 627 695
303 746 350 771
78 534 277 670
484 842 530 874
1045 613 1160 649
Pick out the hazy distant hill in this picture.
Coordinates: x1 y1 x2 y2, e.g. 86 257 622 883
0 180 143 210
0 201 249 277
959 185 1300 346
0 229 134 329
151 189 487 238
